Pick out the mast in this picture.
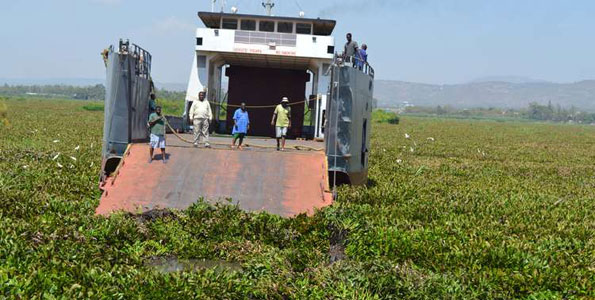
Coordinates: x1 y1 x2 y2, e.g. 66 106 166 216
211 0 225 12
262 0 274 16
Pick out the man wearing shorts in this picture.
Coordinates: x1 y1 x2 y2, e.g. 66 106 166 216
232 102 250 150
148 106 167 163
271 97 291 151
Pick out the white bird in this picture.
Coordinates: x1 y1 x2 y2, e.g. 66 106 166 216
74 145 80 151
53 140 59 143
427 137 435 141
410 147 415 153
397 159 402 164
23 165 28 169
70 156 77 161
52 153 60 161
57 163 63 168
405 133 410 139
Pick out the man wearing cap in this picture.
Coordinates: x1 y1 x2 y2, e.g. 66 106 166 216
271 97 291 151
148 106 167 163
189 91 213 148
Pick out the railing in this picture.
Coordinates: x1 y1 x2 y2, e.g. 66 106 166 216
234 30 297 47
335 53 375 78
119 39 152 78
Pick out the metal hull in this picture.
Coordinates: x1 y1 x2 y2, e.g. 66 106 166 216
325 66 374 185
102 42 152 178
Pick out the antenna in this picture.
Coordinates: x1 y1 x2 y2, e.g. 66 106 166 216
262 0 275 16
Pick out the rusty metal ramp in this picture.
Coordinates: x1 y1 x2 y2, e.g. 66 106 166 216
96 135 333 217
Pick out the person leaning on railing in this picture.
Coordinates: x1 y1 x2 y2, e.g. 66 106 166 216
356 44 368 70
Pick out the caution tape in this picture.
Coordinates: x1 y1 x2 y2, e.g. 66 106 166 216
207 99 309 109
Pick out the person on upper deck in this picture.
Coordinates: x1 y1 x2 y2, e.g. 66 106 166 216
232 102 250 150
344 33 359 63
271 97 291 151
189 91 213 148
357 44 368 69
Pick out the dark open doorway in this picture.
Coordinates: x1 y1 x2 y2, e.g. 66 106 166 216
225 66 310 137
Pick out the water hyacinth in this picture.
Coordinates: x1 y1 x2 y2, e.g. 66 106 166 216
1 98 594 299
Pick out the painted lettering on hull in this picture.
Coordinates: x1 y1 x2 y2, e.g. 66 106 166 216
233 47 296 56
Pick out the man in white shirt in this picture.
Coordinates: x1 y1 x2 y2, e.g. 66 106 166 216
189 91 213 148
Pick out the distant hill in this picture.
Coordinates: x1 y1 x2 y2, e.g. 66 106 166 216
375 80 595 111
469 76 548 84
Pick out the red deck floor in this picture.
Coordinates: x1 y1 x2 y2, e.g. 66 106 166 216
96 134 332 217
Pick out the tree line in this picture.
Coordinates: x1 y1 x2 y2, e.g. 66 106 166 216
0 84 186 101
402 102 595 124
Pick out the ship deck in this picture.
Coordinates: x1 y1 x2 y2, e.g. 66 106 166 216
96 133 332 217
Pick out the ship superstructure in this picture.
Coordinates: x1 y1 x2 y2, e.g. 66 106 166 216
185 11 336 138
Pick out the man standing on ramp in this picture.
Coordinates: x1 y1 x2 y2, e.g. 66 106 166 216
190 91 213 148
148 106 167 163
271 97 291 151
232 102 250 150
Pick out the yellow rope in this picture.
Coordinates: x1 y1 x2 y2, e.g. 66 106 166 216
208 99 308 109
164 119 323 152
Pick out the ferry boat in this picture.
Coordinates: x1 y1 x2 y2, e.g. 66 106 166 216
97 1 374 217
184 2 375 185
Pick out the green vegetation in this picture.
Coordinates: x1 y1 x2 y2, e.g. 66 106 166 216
373 109 400 124
1 97 594 298
0 100 7 126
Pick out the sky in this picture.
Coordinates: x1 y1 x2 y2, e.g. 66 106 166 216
1 0 595 85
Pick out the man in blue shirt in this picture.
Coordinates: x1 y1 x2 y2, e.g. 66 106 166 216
231 102 250 150
357 44 368 70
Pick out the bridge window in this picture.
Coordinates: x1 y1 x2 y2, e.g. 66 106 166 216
222 18 238 29
259 20 275 32
277 22 294 33
296 23 312 34
241 19 256 31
